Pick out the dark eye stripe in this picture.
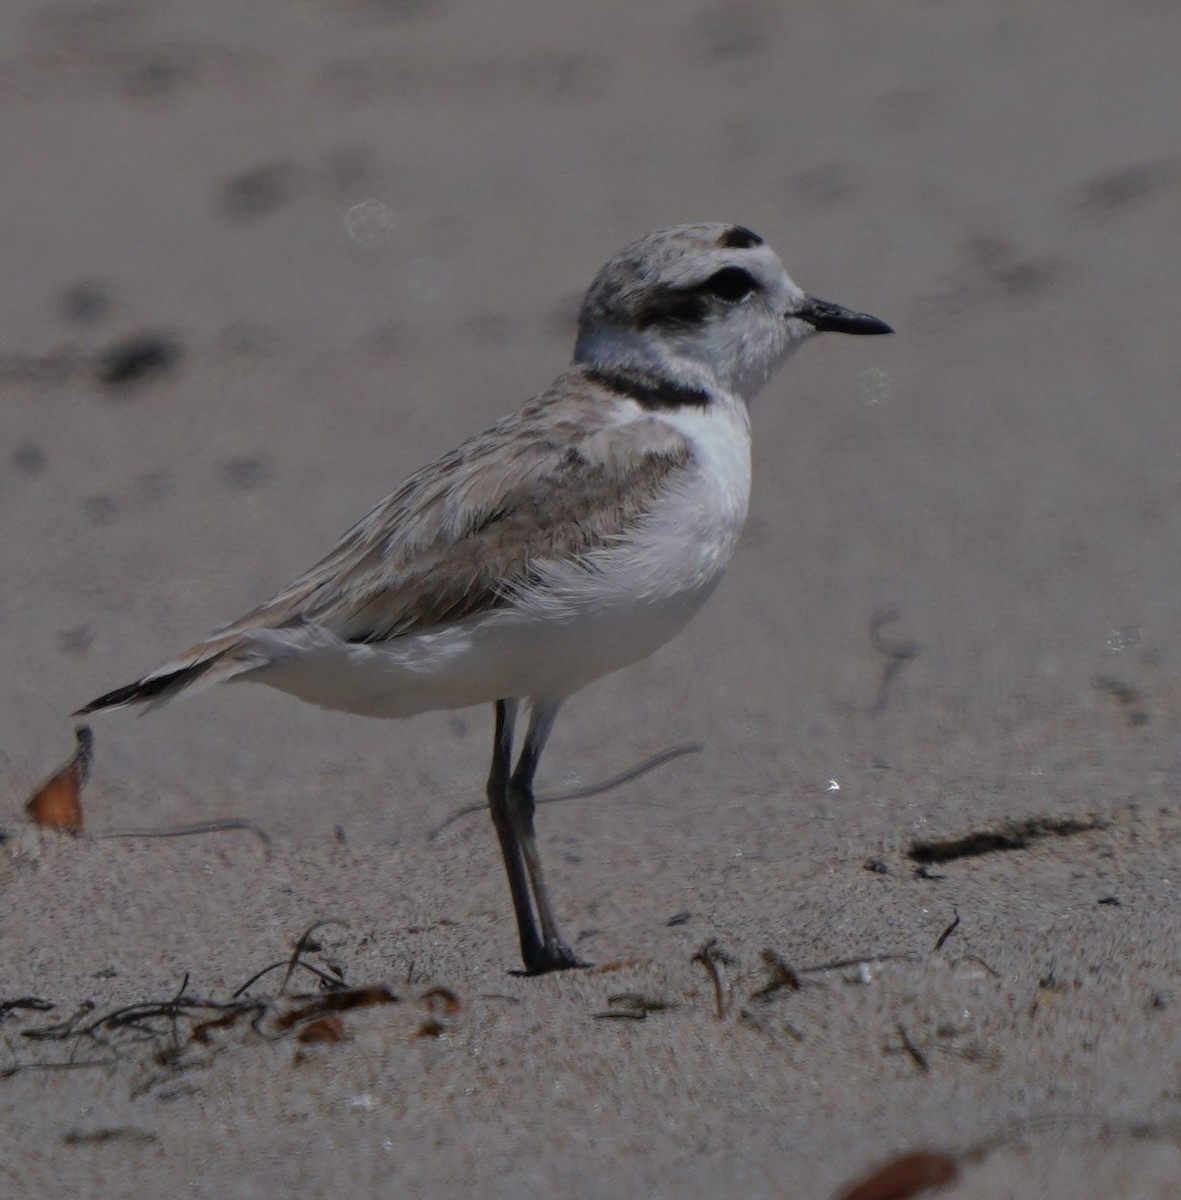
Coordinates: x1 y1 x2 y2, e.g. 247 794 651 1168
697 266 758 302
634 267 759 330
634 286 710 330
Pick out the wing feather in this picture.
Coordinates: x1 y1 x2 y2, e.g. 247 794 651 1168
77 370 692 712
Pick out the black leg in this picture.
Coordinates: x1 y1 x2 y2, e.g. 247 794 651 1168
508 699 587 972
486 699 544 971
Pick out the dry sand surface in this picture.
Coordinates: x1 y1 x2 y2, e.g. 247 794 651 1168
4 1 1181 1196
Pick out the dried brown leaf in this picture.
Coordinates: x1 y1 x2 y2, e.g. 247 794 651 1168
296 1015 346 1045
835 1150 959 1200
26 726 92 834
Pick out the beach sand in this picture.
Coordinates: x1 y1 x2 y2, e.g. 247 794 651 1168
4 2 1181 1195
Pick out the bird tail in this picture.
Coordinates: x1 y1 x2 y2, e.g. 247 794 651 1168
73 633 257 717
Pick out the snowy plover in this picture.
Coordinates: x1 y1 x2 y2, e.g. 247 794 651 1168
78 223 890 974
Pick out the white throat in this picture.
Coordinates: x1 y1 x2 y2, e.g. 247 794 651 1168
575 323 795 403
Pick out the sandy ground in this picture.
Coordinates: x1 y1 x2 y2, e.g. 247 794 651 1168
4 1 1181 1196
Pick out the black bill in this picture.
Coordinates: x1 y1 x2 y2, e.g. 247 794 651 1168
795 296 892 335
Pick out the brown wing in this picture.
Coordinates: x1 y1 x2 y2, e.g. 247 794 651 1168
77 371 691 713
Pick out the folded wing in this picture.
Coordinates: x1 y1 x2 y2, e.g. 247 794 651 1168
77 373 691 714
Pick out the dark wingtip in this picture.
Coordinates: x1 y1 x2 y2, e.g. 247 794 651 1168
73 661 212 716
73 679 153 716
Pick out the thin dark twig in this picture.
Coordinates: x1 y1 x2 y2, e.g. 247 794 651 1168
428 743 701 838
539 743 702 803
232 960 291 1000
0 998 54 1018
165 972 191 1063
230 920 350 999
750 949 803 1001
20 1002 96 1041
2 1056 117 1079
42 986 205 1044
231 958 342 999
692 940 734 1019
957 953 1002 979
933 909 961 951
894 1022 930 1073
94 819 271 846
278 920 349 995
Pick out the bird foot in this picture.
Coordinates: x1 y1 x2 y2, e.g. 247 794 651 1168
517 939 590 975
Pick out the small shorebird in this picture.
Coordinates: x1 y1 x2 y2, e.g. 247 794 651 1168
78 223 890 974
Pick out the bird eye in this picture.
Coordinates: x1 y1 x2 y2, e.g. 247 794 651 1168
698 266 758 302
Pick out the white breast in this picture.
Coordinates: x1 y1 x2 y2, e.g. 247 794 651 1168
628 392 754 596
